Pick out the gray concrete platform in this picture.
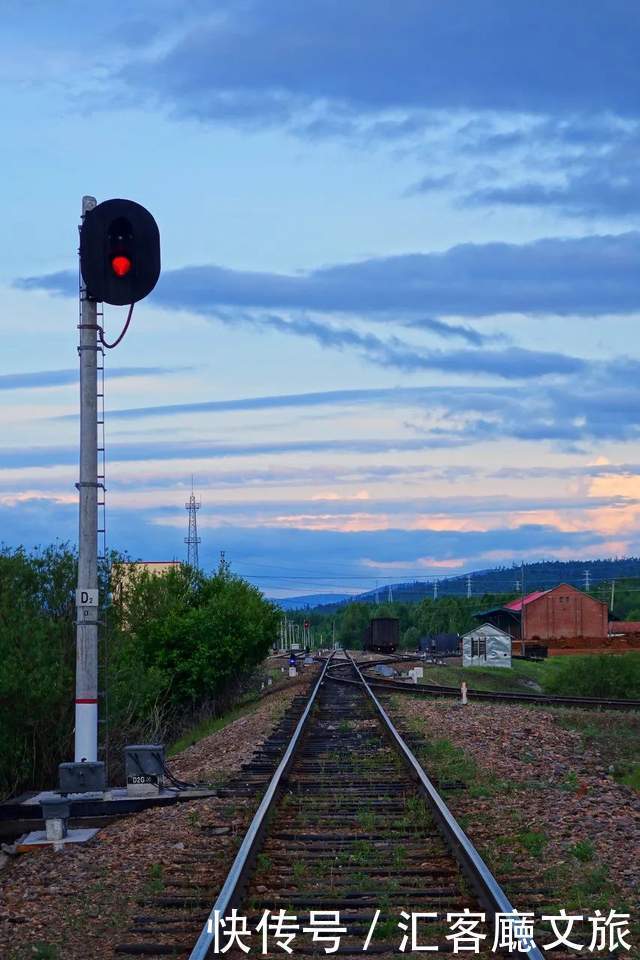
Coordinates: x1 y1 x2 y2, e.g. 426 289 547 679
16 827 100 852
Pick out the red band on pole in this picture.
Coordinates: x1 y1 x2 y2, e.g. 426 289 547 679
75 698 98 704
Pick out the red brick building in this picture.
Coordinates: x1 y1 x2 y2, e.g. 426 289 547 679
476 583 640 655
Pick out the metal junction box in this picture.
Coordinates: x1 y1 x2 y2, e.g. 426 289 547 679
59 761 106 795
40 794 71 821
125 744 165 797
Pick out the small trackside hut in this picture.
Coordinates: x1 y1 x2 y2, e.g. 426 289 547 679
462 623 512 668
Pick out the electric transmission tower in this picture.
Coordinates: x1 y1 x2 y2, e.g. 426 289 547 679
185 478 201 569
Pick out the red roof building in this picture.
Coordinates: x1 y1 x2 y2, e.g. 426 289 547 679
475 583 624 655
503 590 550 612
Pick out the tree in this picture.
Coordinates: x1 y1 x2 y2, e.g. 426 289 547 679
1 548 281 797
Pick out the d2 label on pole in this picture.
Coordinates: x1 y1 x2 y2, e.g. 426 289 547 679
76 588 99 607
80 198 160 306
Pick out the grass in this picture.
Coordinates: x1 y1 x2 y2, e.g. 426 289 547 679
561 770 579 792
357 806 377 831
292 860 308 882
349 839 379 866
418 658 556 693
556 709 640 792
20 947 59 960
392 844 407 868
571 839 595 863
168 698 264 755
413 733 514 797
372 916 399 941
619 765 640 789
419 736 478 784
517 829 547 859
547 863 620 911
418 652 640 699
144 862 165 895
545 652 640 699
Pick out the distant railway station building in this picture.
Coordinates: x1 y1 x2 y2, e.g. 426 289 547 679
474 582 640 655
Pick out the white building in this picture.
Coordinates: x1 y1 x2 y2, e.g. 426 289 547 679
462 622 512 668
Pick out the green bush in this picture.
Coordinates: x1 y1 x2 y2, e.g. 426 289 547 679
0 546 280 796
0 544 76 796
118 559 280 707
543 653 640 699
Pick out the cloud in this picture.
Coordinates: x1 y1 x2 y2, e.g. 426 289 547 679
405 174 455 196
468 150 640 217
6 359 640 469
116 1 640 127
0 496 621 589
456 117 640 218
211 310 581 379
0 435 472 471
18 231 640 318
141 492 640 523
0 366 191 391
82 386 503 422
48 369 640 449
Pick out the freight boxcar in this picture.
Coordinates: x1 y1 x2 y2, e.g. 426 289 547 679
363 617 400 653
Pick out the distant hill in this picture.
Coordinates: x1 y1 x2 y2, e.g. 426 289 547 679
292 558 640 612
272 593 354 610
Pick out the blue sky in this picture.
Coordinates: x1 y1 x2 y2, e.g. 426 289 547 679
2 1 640 596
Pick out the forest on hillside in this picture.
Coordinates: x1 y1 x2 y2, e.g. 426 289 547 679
284 578 640 649
285 558 640 610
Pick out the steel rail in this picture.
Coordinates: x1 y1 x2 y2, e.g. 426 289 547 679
345 652 545 959
358 670 640 711
188 654 333 960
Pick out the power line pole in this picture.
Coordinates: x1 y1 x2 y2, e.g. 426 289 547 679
466 574 471 599
584 568 590 592
610 579 616 612
74 195 100 765
433 580 438 600
185 477 201 569
520 562 526 657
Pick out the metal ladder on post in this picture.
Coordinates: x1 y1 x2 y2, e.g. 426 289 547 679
96 302 110 781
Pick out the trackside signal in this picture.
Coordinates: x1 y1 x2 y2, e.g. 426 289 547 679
80 198 160 305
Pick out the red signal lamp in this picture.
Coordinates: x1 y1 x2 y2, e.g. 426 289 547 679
111 254 132 277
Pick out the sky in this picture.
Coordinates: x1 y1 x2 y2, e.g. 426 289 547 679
1 0 640 597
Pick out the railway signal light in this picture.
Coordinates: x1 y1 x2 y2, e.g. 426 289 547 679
80 198 160 306
111 254 132 277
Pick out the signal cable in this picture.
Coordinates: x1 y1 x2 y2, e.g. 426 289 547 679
160 757 198 790
99 302 135 350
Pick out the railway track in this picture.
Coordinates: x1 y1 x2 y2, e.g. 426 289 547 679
115 654 563 958
357 668 640 712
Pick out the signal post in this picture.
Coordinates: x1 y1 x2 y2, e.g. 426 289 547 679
75 195 100 763
61 195 160 792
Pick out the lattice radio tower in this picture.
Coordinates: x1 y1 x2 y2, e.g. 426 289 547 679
185 478 201 569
